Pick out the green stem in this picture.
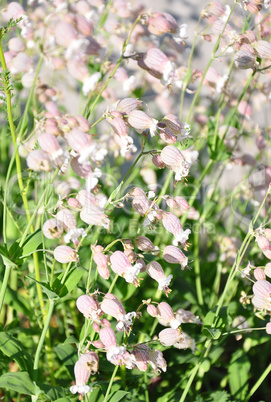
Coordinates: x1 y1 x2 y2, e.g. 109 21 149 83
179 15 202 119
106 150 144 207
108 274 119 294
181 159 214 226
194 230 204 306
245 362 271 401
186 3 236 123
33 299 55 380
19 169 59 247
0 265 12 317
103 365 119 402
17 55 44 139
83 59 123 119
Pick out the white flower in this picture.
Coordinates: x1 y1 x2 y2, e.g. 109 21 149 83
70 385 92 394
116 312 137 331
82 72 102 96
175 160 190 181
173 24 188 44
64 228 87 244
125 262 142 283
158 274 173 291
162 61 176 86
65 39 89 60
173 229 191 246
85 168 102 191
149 119 159 137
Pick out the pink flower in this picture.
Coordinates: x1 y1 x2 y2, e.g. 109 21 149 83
146 261 172 296
93 252 110 280
158 328 183 346
135 236 159 253
163 245 188 269
162 213 191 246
99 327 135 368
76 295 103 323
252 280 271 310
101 295 136 332
160 146 190 181
42 219 63 239
127 110 158 137
157 302 180 329
54 245 78 263
70 352 98 395
254 268 266 281
110 251 142 285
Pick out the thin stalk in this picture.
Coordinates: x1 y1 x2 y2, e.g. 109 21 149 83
245 362 271 401
86 254 94 293
17 55 44 139
179 14 202 119
19 169 59 247
186 3 236 123
83 14 142 119
179 187 270 401
33 299 55 380
106 150 144 206
181 159 214 226
103 365 119 402
0 41 32 228
194 230 204 306
0 265 12 316
108 274 119 294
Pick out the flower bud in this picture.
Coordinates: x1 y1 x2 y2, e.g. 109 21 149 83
56 209 76 230
99 327 117 349
42 218 63 239
65 128 92 153
55 22 78 47
152 154 166 169
266 322 271 334
158 328 182 346
135 236 159 253
163 245 188 269
127 110 158 137
264 262 271 278
67 197 82 209
147 304 158 317
254 267 266 281
254 40 271 59
234 49 258 70
38 133 60 155
54 245 78 263
163 114 184 135
75 115 91 132
117 98 142 114
148 12 177 36
8 37 25 53
76 295 99 318
93 252 110 279
27 150 51 171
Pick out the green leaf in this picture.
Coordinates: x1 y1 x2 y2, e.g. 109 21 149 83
0 332 33 375
36 382 68 400
53 266 85 298
108 390 129 402
228 349 250 400
209 390 231 402
4 285 31 316
55 343 77 378
21 229 42 257
63 336 79 345
0 244 17 267
0 371 36 395
27 276 60 300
